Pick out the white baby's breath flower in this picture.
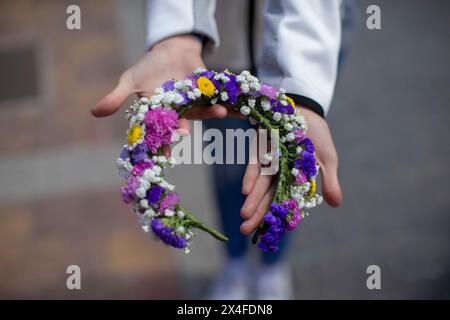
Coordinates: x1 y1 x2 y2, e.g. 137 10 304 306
240 84 250 93
248 99 256 108
152 165 162 176
140 199 149 209
194 88 202 97
177 210 185 219
291 168 299 176
261 98 271 111
143 169 155 181
168 157 177 166
240 105 251 115
164 209 175 217
157 156 167 164
220 91 229 101
273 112 282 122
136 187 147 199
176 226 185 234
296 146 303 154
211 98 218 104
284 123 294 131
143 208 156 218
285 133 295 142
194 67 204 75
138 178 150 190
187 91 196 100
139 97 149 104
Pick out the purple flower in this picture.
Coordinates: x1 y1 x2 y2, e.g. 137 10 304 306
271 101 294 114
151 219 187 249
119 147 130 160
144 107 179 153
300 138 315 153
120 176 140 203
159 192 181 212
294 151 317 178
120 186 132 203
146 185 165 205
223 73 240 104
130 143 149 164
161 80 175 91
263 212 280 226
269 202 289 219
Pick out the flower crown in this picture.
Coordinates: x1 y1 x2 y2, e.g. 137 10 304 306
116 69 323 253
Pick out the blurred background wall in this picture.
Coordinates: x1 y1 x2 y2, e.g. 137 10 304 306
0 0 449 299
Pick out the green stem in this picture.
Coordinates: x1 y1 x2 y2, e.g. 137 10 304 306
179 205 229 242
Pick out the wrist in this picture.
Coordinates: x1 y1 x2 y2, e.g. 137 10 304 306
151 35 202 55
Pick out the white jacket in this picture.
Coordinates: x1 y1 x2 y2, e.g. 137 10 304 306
146 0 343 116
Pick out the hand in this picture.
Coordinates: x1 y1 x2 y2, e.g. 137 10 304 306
91 35 230 134
239 107 343 235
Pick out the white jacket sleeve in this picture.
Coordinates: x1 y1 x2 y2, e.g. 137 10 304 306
146 0 219 49
258 0 343 116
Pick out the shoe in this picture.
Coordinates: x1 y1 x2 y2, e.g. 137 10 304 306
207 258 249 300
255 262 294 300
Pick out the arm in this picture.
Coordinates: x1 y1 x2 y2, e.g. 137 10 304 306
92 0 226 134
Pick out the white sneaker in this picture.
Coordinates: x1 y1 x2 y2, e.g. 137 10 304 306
207 258 249 300
255 263 294 300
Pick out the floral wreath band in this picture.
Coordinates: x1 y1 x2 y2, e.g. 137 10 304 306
116 69 323 253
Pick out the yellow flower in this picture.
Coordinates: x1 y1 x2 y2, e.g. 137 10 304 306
127 125 142 146
306 179 316 197
197 76 216 97
286 96 295 108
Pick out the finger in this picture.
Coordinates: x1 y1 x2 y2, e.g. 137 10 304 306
242 163 260 195
319 159 343 207
242 136 260 195
91 72 135 117
184 104 227 120
177 118 191 136
240 174 272 219
162 145 171 158
240 184 275 235
227 108 247 119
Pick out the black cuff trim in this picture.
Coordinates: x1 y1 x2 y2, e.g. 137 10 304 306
191 32 208 48
287 93 325 118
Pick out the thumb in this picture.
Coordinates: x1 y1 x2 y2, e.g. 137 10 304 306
319 158 343 207
91 72 135 117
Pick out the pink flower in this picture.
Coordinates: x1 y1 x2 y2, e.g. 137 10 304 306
260 83 278 100
294 129 306 143
286 210 301 230
295 170 308 184
144 107 179 153
159 192 181 212
132 161 154 176
283 199 301 231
